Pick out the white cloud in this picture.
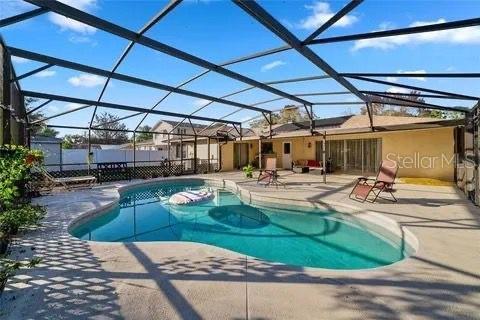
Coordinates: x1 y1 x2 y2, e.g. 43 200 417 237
299 2 358 30
48 0 97 34
446 66 456 71
47 105 60 113
68 35 97 46
34 70 56 78
261 60 286 72
397 69 426 81
65 103 84 110
11 56 29 64
386 76 397 82
353 19 480 51
193 99 212 107
386 87 410 94
68 74 105 87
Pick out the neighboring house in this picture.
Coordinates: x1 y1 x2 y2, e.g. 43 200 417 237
119 139 158 151
220 115 464 181
151 120 225 162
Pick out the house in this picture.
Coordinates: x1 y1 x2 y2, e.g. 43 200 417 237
151 120 224 161
119 139 157 151
220 115 464 181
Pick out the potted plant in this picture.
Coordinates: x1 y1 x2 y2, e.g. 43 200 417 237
242 164 254 178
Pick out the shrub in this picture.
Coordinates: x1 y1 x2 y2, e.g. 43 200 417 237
242 164 254 178
0 204 46 235
0 145 43 208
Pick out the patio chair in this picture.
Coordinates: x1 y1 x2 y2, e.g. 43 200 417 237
36 166 97 192
257 157 284 188
349 159 398 203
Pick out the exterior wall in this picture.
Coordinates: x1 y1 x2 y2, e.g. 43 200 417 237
152 122 172 146
170 139 219 161
220 142 234 171
220 127 456 181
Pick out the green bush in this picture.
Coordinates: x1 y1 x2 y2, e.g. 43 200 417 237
0 204 46 235
1 257 42 285
0 145 45 288
0 145 43 208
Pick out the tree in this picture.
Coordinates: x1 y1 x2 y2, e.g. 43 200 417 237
25 98 59 137
37 127 58 138
361 90 443 118
136 125 153 142
249 105 309 128
91 112 128 144
62 134 88 149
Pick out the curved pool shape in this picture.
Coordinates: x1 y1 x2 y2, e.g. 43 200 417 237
70 181 414 269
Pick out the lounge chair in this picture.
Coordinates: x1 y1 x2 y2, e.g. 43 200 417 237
36 166 97 191
349 159 398 203
257 157 284 188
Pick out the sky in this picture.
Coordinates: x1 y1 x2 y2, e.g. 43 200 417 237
1 0 480 137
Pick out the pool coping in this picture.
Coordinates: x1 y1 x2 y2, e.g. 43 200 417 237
67 176 419 269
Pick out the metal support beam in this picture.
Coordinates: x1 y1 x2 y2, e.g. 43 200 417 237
9 46 269 114
309 105 315 135
89 0 182 129
30 104 91 124
26 99 52 115
180 134 184 174
14 63 54 82
348 75 480 101
22 91 242 126
303 0 363 43
24 0 313 106
193 134 197 173
341 72 480 79
361 91 478 101
312 102 364 105
92 112 143 129
43 124 204 137
308 17 480 45
368 92 468 113
207 137 211 173
234 0 369 104
133 132 136 175
0 7 49 28
365 102 374 131
1 46 12 144
188 118 196 135
269 112 272 139
322 131 327 184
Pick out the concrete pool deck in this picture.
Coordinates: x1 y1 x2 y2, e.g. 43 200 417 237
1 172 479 319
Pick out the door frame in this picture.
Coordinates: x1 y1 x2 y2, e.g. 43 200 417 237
282 141 292 169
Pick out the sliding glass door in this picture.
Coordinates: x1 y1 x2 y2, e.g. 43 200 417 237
316 138 381 174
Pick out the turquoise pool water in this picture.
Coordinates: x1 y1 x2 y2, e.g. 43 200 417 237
70 181 413 269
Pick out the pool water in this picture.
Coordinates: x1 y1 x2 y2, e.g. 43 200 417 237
70 181 413 269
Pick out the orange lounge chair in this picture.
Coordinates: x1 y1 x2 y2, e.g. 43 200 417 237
257 157 284 188
349 160 398 203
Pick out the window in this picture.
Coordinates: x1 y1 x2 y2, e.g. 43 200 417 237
283 142 291 154
261 142 273 154
175 144 180 158
162 129 167 138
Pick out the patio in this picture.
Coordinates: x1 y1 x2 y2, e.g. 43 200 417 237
1 1 480 319
1 172 478 320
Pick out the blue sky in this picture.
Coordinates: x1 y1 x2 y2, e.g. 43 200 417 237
1 0 480 137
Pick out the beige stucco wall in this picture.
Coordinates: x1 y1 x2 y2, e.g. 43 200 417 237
221 142 234 171
220 127 456 181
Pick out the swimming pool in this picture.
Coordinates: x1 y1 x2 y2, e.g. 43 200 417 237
70 180 414 269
